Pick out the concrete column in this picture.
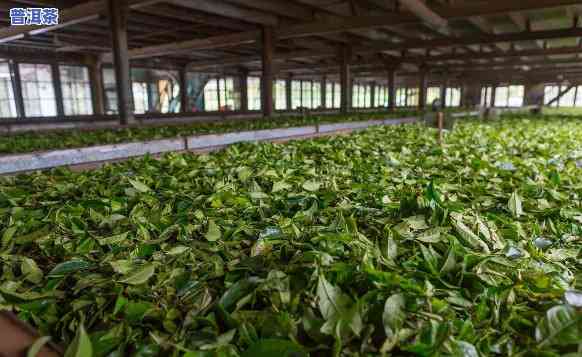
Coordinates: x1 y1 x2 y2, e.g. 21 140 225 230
340 45 351 114
285 75 292 111
321 75 327 109
10 61 25 118
418 65 428 110
388 68 396 109
370 81 376 108
108 0 134 125
261 26 274 117
240 69 249 112
52 62 65 117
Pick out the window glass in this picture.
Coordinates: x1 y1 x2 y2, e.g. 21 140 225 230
247 76 261 110
291 80 301 109
558 85 575 107
481 86 493 107
507 85 524 107
19 63 57 117
274 79 286 110
301 81 312 108
312 82 321 109
0 62 17 118
60 65 93 116
333 83 341 109
132 82 149 114
406 88 419 107
102 68 118 114
426 87 440 105
395 88 406 107
446 87 461 107
495 86 509 107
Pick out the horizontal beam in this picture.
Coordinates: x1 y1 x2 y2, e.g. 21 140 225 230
0 0 163 43
187 28 582 69
126 0 580 59
167 0 278 26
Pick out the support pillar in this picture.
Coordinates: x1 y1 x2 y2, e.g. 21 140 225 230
180 67 188 113
491 85 497 108
86 56 105 115
108 0 134 125
285 75 292 111
340 45 351 114
388 68 396 109
321 75 327 109
370 81 376 108
418 65 428 110
440 79 447 109
240 68 249 112
52 62 65 117
261 26 274 117
10 61 25 118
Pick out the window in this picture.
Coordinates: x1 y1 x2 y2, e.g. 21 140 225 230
312 82 321 109
19 63 57 117
494 87 509 107
353 84 371 108
406 88 419 107
248 77 261 110
103 68 118 114
481 86 493 107
0 62 17 118
274 80 286 110
446 87 461 107
301 81 312 108
291 80 318 109
202 77 237 112
325 82 341 109
508 85 524 107
132 82 149 114
131 68 181 114
575 86 582 107
203 79 219 111
375 85 388 107
495 85 523 107
59 65 93 116
395 88 407 107
426 87 440 105
544 85 582 107
558 86 576 107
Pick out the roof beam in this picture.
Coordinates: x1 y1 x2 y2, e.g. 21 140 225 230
399 0 449 35
0 0 163 43
185 27 582 68
125 0 582 59
167 0 278 26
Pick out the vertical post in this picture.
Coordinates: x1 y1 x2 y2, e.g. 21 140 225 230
340 45 351 114
10 61 25 118
437 111 444 146
491 84 497 108
86 56 105 115
240 68 249 112
440 82 447 109
321 75 327 109
261 26 274 117
180 67 188 113
418 65 427 110
108 0 134 125
370 82 376 108
285 75 292 111
52 62 65 117
388 67 396 109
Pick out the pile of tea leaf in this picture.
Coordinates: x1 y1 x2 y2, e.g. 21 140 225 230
1 116 581 356
0 110 419 156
